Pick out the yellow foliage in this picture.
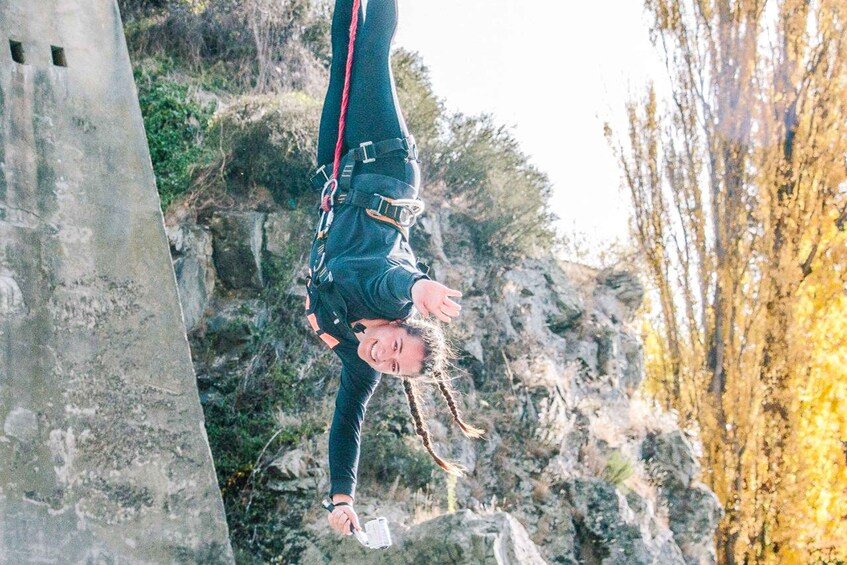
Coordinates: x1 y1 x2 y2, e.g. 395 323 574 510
617 0 847 562
778 286 847 560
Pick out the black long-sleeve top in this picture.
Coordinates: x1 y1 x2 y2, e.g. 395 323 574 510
306 193 428 499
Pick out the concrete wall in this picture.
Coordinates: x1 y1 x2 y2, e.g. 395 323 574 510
0 1 234 562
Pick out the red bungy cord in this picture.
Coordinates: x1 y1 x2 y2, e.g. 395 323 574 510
321 0 362 213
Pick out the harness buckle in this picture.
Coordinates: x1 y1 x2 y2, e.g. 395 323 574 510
398 207 415 227
403 137 419 161
360 141 376 163
373 196 425 228
316 164 330 184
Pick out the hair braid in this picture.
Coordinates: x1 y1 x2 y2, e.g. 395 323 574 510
402 378 466 476
435 375 485 439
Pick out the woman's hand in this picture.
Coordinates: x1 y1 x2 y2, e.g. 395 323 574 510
328 498 361 537
411 279 463 323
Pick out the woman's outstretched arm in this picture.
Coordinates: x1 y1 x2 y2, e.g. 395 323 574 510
369 264 463 323
325 345 380 537
327 345 381 500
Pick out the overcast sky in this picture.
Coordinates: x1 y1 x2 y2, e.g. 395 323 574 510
394 0 666 264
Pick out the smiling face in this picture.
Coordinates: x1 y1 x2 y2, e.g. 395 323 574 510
356 322 427 376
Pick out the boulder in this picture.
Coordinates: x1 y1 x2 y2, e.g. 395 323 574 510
166 223 216 330
641 432 723 564
400 511 547 565
599 269 644 312
500 260 584 341
264 212 294 257
568 478 685 565
266 447 327 494
208 211 265 290
304 510 548 565
667 483 723 565
269 448 308 480
641 431 700 488
544 268 584 336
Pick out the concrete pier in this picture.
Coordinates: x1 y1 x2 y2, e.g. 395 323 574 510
0 1 234 562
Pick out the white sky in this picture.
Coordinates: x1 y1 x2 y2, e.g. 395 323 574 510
394 0 666 264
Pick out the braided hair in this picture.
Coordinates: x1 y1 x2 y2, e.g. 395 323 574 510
398 317 485 476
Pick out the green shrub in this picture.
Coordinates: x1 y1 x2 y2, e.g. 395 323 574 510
202 92 321 201
603 450 634 486
433 114 557 260
123 0 330 96
201 284 331 563
134 61 216 209
392 50 557 261
392 49 444 169
359 430 434 491
118 0 169 23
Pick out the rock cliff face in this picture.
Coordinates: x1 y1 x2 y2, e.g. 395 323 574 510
168 198 722 564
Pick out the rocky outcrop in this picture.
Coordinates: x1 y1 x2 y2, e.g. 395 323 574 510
267 447 327 494
642 432 723 564
400 511 547 565
302 510 547 565
208 211 266 290
166 219 216 330
168 201 721 563
566 478 685 564
265 211 295 257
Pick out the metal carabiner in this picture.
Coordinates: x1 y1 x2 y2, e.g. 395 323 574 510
320 177 339 211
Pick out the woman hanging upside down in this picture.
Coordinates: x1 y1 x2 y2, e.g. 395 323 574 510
304 0 484 539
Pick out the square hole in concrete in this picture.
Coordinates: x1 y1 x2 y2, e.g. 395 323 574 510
51 45 67 67
10 40 24 64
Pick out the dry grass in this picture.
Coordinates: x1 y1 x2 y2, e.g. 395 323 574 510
580 442 609 478
624 393 681 437
531 479 551 503
410 487 445 525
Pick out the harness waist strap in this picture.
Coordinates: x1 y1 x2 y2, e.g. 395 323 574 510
309 135 418 191
349 136 417 163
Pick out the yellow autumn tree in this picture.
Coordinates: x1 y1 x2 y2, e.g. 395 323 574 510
608 0 847 562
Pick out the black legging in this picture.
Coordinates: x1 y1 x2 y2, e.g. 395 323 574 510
317 0 420 187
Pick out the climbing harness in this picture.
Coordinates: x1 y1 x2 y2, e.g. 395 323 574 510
314 151 424 233
310 0 424 246
313 136 423 236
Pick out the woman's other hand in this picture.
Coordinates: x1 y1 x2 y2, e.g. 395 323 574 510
411 279 463 323
328 495 361 536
